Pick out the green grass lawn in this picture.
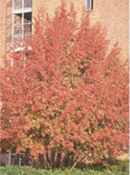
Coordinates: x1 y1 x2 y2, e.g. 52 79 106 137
0 160 128 175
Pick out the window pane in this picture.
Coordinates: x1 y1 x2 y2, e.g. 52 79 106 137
14 14 22 25
24 12 32 37
14 0 22 9
24 13 32 37
24 0 32 8
24 23 32 37
85 0 93 9
88 0 91 8
14 24 22 39
24 12 32 23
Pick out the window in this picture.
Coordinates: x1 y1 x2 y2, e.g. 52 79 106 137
12 0 32 41
85 0 93 10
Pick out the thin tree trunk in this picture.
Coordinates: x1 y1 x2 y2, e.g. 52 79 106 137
8 150 11 166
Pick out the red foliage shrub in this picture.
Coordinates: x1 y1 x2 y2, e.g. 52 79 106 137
0 3 128 167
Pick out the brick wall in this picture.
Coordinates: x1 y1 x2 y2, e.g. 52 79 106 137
91 0 128 61
0 0 11 67
0 0 6 65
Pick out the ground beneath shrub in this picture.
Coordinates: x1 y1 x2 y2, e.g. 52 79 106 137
0 160 128 175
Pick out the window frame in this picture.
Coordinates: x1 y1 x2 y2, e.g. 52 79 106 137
85 0 93 11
